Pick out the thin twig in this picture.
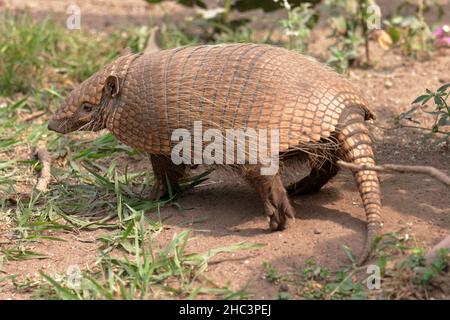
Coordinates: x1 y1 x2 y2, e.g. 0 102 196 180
369 122 449 135
22 110 46 122
366 102 449 136
34 142 52 192
337 160 450 187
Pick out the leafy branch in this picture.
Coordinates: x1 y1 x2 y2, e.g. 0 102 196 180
404 83 450 136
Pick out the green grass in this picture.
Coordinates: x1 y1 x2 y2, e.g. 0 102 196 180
36 210 261 300
0 12 201 97
0 14 61 95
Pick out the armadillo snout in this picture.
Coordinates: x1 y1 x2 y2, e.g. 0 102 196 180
47 118 67 133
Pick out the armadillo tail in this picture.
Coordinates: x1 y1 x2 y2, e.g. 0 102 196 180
337 107 382 265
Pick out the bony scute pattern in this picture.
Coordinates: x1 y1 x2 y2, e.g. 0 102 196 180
113 44 374 155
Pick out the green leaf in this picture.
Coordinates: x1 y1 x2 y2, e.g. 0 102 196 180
391 16 403 25
342 245 356 264
412 94 431 104
437 83 450 93
387 26 401 43
434 94 444 106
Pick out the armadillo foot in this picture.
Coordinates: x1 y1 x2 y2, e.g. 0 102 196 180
148 153 185 200
264 183 296 231
147 177 183 200
241 166 295 231
148 181 169 201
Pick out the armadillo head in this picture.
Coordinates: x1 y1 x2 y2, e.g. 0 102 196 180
48 51 138 134
48 72 119 134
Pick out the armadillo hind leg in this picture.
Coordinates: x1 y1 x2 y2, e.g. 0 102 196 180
149 154 186 200
337 108 382 265
287 157 339 196
240 165 296 231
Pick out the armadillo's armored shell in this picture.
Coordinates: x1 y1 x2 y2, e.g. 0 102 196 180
109 44 374 155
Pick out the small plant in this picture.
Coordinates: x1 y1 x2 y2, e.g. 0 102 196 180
383 0 435 57
276 290 293 300
263 262 282 283
325 0 376 72
146 0 319 43
327 35 359 74
400 83 450 142
385 16 433 57
279 2 318 52
297 259 366 300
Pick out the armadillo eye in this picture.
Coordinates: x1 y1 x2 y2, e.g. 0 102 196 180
82 103 93 112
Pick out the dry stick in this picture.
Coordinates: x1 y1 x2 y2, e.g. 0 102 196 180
34 142 52 192
22 110 46 122
337 160 450 187
368 122 449 136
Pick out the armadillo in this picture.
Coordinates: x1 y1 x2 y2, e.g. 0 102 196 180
48 43 381 264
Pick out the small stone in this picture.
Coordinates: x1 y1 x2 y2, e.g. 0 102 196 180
279 284 289 292
384 80 393 88
313 228 321 234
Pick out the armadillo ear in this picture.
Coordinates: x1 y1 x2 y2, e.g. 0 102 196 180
105 75 120 98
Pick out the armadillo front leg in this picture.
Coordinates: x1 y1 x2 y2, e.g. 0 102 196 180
149 154 186 200
241 165 296 230
337 108 382 264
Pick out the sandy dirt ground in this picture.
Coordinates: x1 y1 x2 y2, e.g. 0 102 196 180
0 0 449 299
